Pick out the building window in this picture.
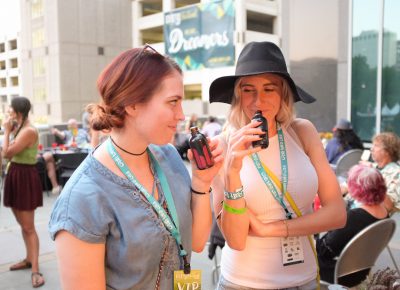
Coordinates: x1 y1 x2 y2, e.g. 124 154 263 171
10 58 18 69
98 47 104 55
9 39 17 50
1 95 7 103
142 26 164 44
33 87 46 102
31 0 44 19
32 27 45 48
0 42 5 53
381 0 400 135
141 1 162 16
184 84 201 100
0 60 5 70
10 76 19 86
175 0 199 9
247 11 274 34
351 0 400 139
33 57 46 77
351 0 380 141
0 78 6 87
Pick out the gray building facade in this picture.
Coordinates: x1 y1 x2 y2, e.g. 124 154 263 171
20 0 132 123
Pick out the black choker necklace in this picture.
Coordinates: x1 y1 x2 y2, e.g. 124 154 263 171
110 137 147 156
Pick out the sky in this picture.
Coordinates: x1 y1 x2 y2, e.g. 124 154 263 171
0 0 20 37
353 0 400 36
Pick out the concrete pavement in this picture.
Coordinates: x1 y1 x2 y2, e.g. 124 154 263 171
1 185 400 289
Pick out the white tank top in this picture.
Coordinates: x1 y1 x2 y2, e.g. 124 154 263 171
221 127 318 289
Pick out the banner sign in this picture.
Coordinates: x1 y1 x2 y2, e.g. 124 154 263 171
164 0 235 70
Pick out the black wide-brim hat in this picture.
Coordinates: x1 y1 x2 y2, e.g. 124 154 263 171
209 41 315 104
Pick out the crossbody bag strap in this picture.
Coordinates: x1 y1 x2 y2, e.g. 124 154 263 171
260 163 320 289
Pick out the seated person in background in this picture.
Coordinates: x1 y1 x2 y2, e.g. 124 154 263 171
325 118 364 164
317 164 388 287
42 118 90 195
201 116 222 138
51 118 90 148
185 113 199 132
354 132 400 214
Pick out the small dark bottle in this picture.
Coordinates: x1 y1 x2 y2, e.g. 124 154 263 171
189 126 214 170
252 110 269 149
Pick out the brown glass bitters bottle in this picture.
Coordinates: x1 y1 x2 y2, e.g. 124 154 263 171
189 126 214 170
252 110 269 149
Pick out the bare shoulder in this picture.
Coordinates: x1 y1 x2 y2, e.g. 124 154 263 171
290 118 320 153
290 118 318 136
19 126 38 139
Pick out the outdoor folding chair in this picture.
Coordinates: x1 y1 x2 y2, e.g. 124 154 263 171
36 156 50 196
321 219 396 287
334 149 363 178
387 212 400 274
55 151 88 186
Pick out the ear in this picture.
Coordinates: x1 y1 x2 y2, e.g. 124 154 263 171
125 105 136 117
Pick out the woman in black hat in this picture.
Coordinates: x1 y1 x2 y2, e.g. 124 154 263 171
209 41 346 289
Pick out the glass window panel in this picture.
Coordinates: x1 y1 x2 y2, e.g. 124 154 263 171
33 57 46 77
381 0 400 135
9 39 17 50
10 76 19 86
351 0 380 141
32 0 44 19
33 87 46 102
10 58 18 68
32 27 45 48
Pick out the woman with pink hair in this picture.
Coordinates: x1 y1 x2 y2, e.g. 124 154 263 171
317 164 388 287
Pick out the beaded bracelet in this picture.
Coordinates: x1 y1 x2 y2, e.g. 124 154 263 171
222 201 247 215
190 187 212 195
283 219 289 238
224 186 244 200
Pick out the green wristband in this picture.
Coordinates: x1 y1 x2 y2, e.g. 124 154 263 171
222 201 247 215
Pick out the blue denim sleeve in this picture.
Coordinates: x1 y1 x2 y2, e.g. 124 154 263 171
48 163 109 243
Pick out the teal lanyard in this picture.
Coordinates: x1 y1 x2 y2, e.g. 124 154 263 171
251 123 292 219
107 139 191 273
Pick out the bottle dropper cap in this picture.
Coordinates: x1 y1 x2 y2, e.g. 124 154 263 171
190 126 199 135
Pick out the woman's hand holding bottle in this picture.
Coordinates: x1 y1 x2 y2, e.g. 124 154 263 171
188 136 224 189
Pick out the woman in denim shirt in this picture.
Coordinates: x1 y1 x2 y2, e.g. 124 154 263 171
49 45 223 290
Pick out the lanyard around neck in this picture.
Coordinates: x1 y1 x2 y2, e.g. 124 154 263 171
251 123 292 219
107 139 187 257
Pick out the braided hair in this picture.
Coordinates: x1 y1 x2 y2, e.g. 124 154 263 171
11 96 31 138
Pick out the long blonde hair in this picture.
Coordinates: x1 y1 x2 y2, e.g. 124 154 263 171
225 74 295 133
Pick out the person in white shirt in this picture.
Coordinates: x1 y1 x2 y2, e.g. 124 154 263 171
209 41 346 290
201 116 222 138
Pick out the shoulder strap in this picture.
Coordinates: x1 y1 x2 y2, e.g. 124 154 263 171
286 123 305 151
261 163 320 288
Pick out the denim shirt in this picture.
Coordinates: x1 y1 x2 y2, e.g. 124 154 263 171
49 144 192 290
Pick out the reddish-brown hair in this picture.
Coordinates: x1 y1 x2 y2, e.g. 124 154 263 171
88 47 182 131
